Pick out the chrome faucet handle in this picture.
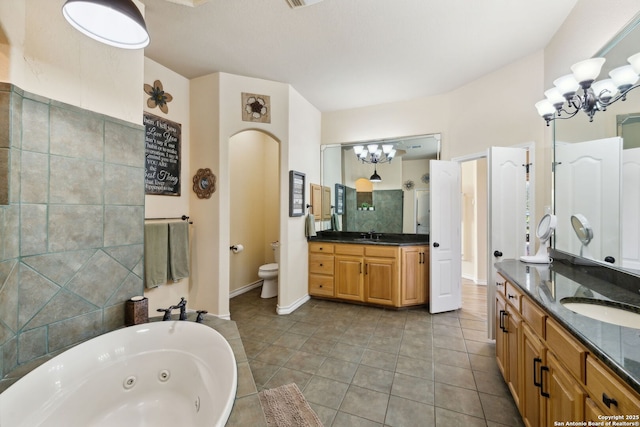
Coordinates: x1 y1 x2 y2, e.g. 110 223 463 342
196 310 208 323
157 307 173 321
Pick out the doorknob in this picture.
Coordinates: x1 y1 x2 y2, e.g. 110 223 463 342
433 242 440 248
604 256 615 263
494 250 503 257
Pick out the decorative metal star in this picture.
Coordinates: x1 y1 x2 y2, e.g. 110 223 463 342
144 80 173 114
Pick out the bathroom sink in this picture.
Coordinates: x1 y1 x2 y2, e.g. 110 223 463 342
560 297 640 329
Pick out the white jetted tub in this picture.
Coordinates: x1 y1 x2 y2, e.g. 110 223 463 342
0 321 237 427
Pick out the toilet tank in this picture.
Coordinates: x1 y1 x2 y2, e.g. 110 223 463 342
271 241 280 263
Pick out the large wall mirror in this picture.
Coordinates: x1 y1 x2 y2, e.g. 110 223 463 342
321 133 440 234
554 13 640 274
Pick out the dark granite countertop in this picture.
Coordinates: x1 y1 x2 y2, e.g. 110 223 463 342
308 231 429 246
495 259 640 395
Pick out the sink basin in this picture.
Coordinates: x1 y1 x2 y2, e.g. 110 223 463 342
560 297 640 329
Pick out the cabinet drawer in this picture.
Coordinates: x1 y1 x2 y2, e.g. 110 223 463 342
365 245 398 258
546 317 587 382
335 244 364 256
309 254 334 275
309 274 334 296
522 296 546 338
505 282 522 312
586 356 640 416
309 242 334 254
496 273 507 296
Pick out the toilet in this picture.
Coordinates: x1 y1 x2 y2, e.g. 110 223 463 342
258 241 279 298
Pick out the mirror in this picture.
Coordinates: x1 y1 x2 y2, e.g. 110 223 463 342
321 133 441 234
521 213 556 264
570 214 594 258
554 13 640 273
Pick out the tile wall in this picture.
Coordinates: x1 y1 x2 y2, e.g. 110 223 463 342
0 84 145 377
345 187 403 233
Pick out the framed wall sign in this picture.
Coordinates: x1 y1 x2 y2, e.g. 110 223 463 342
144 112 181 196
335 183 345 215
289 170 305 217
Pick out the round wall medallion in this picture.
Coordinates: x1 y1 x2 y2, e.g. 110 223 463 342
403 180 415 190
193 168 216 199
421 173 430 184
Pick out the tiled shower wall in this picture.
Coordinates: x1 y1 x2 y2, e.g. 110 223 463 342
0 84 145 377
344 187 403 233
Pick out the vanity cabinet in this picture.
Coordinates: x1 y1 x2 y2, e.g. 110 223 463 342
495 279 522 409
497 273 590 427
400 245 429 306
585 355 640 418
308 243 335 297
308 242 428 308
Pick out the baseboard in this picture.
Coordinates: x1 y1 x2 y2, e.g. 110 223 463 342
276 294 310 315
229 280 263 298
461 274 487 286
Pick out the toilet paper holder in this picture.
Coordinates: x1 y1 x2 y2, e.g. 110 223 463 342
230 244 244 253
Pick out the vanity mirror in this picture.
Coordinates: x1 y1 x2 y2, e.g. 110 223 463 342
321 133 441 234
554 13 640 273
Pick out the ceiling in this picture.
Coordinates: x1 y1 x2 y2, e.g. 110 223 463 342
142 0 578 112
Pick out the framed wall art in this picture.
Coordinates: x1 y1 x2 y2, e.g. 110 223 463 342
335 183 345 215
289 170 305 217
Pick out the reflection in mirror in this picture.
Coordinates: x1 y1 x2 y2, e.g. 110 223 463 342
520 213 556 264
321 133 440 233
570 214 594 259
554 13 640 273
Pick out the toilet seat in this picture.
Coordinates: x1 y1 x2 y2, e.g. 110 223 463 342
259 263 278 272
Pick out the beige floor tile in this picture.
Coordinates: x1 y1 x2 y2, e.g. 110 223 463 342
340 384 390 423
385 395 435 427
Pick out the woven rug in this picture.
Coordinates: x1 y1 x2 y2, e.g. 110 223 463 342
258 383 324 427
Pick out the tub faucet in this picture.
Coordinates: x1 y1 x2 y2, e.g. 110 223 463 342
176 297 187 320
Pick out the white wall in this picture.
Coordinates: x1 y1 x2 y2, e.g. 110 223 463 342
190 73 321 317
143 57 191 313
0 0 144 124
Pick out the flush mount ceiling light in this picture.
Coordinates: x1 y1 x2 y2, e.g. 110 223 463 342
536 53 640 125
62 0 150 49
286 0 324 9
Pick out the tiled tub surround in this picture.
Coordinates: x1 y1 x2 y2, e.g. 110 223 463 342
0 84 145 377
495 259 640 394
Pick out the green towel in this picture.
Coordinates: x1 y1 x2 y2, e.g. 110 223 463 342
144 223 168 288
305 213 316 237
331 213 340 231
168 221 190 281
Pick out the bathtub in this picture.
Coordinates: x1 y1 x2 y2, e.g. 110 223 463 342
0 321 237 427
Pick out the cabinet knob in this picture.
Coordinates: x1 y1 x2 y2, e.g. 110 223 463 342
319 285 323 288
508 293 516 300
319 263 323 267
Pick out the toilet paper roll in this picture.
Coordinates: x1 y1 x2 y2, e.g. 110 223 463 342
232 244 244 254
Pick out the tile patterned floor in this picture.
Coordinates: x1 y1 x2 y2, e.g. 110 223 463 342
227 282 525 427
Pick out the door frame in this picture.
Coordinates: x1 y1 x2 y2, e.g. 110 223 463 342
452 141 536 340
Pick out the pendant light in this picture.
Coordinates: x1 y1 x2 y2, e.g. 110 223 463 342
62 0 150 49
369 167 382 183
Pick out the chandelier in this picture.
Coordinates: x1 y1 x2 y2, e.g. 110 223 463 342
535 53 640 126
352 144 396 183
353 144 396 164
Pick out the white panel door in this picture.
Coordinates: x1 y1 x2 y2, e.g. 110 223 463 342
429 160 461 314
416 189 430 235
622 147 640 269
487 146 527 339
555 137 622 263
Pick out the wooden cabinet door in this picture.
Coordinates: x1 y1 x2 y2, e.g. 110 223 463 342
335 256 364 302
365 257 397 306
545 351 585 427
507 307 522 410
521 323 546 427
310 183 322 220
400 246 428 306
496 292 508 380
